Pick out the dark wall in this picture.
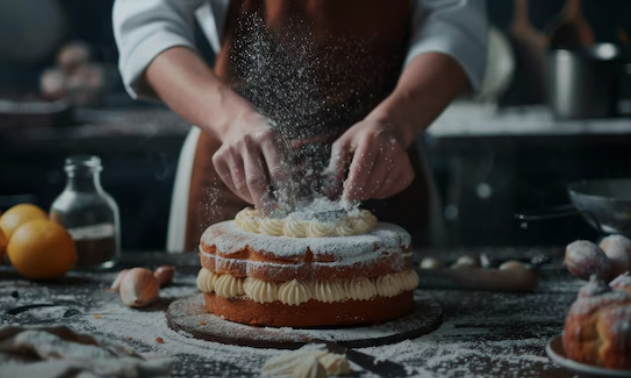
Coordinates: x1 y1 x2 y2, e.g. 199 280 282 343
57 0 118 64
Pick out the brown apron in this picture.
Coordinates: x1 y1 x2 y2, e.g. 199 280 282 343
185 0 429 250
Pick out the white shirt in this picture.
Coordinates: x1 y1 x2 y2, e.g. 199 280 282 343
113 0 488 100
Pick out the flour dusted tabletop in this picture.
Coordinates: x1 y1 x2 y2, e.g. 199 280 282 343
0 251 580 377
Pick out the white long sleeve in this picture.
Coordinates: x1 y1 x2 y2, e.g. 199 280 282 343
407 0 488 92
112 0 222 100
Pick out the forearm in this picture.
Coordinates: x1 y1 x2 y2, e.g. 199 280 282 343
144 47 258 140
366 52 469 147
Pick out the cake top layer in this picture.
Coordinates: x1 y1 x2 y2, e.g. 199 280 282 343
234 207 378 238
200 220 411 262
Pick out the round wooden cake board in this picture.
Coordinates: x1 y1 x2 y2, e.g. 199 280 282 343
167 293 443 349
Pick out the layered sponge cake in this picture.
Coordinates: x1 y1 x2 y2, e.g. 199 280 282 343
196 208 418 327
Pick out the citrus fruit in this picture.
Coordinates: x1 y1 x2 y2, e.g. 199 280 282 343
0 228 7 260
7 219 77 279
0 204 48 239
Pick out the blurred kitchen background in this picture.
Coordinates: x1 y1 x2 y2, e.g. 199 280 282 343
1 0 630 251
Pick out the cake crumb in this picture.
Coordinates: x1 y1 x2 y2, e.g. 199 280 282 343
156 337 164 344
93 314 101 319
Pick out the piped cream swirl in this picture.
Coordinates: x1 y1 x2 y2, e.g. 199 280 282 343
233 207 379 237
259 218 285 236
197 268 419 304
278 279 313 306
306 222 336 238
243 277 278 304
398 269 420 290
376 274 401 298
235 208 260 233
214 274 245 298
196 268 218 293
314 280 347 303
283 218 308 238
344 277 378 301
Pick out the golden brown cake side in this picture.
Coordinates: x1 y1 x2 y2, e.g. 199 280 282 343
203 291 414 327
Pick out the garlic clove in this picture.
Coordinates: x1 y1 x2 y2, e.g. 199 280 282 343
154 265 175 287
120 267 160 308
499 260 528 271
420 257 444 270
318 353 351 376
452 255 481 269
110 269 129 291
262 349 327 376
292 356 328 378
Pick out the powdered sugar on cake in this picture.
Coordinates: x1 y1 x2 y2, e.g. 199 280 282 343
201 221 411 260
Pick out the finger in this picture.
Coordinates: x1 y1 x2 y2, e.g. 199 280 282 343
325 139 352 199
213 150 249 201
343 139 378 202
213 158 238 195
228 156 254 204
242 144 272 212
260 134 286 185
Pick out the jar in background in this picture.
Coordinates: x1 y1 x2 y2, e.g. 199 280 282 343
50 155 120 269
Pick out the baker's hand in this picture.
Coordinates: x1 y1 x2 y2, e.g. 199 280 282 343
212 113 285 214
328 119 414 202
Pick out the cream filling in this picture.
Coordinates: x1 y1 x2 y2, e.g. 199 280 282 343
197 268 419 305
234 207 378 238
243 277 278 304
196 268 218 293
214 274 245 298
278 279 314 306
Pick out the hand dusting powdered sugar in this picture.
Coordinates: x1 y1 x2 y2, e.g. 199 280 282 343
198 12 405 219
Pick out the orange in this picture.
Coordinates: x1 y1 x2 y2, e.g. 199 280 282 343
0 229 7 260
7 219 77 279
0 204 48 240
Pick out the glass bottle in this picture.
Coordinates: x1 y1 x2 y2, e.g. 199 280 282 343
50 155 120 269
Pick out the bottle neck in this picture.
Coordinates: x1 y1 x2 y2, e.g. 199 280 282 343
65 170 103 193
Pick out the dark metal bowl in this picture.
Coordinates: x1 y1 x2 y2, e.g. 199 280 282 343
568 178 631 235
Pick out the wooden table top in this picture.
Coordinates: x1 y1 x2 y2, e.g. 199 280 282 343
0 250 589 378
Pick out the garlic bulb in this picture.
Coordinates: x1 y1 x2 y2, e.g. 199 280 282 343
292 356 327 378
261 348 327 376
110 269 129 291
120 268 160 308
154 265 175 286
319 353 351 376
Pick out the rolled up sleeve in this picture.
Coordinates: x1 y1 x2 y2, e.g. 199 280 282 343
406 0 488 92
113 0 204 100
